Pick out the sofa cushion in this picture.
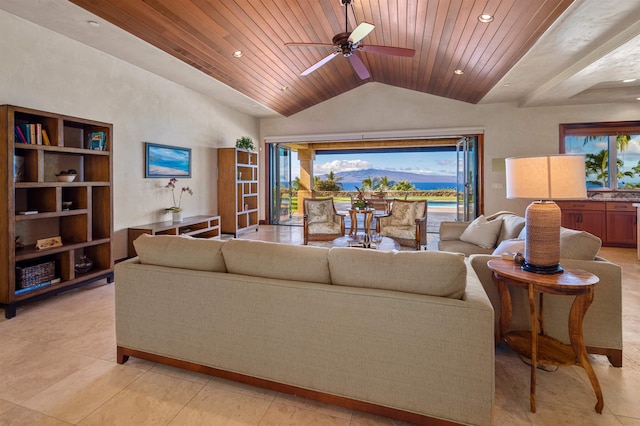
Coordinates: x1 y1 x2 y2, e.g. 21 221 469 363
133 234 227 272
497 214 526 242
328 248 466 299
222 239 332 284
459 215 503 249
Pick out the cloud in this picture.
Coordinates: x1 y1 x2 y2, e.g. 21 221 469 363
315 160 372 174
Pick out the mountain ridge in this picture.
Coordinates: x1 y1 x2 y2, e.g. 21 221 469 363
319 168 456 183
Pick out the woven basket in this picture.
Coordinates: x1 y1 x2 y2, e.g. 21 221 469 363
15 261 55 289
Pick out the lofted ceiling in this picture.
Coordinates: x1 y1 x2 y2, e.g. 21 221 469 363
64 0 573 117
1 0 640 118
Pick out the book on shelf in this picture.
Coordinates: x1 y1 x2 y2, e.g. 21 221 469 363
14 125 27 143
14 155 24 182
41 128 51 145
14 278 60 296
17 210 38 215
89 131 106 150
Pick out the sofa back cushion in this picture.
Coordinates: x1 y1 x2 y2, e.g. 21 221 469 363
222 239 332 284
493 228 602 260
328 248 466 299
133 234 227 272
497 214 526 242
559 227 602 260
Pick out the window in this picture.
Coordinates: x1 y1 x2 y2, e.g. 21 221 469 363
560 122 640 190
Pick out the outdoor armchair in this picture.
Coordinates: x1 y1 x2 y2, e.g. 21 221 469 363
303 198 346 245
375 199 427 250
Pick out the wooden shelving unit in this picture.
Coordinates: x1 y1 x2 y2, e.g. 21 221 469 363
1 105 114 318
127 215 221 257
218 148 258 236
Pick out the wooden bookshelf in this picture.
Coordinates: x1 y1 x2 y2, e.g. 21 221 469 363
218 148 258 236
1 105 114 318
127 215 221 257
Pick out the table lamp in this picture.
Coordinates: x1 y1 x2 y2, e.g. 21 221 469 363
505 155 586 274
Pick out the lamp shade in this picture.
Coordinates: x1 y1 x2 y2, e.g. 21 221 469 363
505 155 586 200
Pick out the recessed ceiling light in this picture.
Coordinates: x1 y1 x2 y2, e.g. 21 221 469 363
87 20 100 27
281 86 288 91
454 69 464 75
232 50 244 58
478 14 494 23
623 79 636 83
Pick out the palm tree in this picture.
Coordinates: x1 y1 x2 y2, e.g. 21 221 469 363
582 134 630 151
392 180 415 191
377 176 394 192
585 149 634 187
361 176 380 191
584 150 609 187
291 177 301 191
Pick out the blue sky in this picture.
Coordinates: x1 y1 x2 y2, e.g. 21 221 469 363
291 150 458 179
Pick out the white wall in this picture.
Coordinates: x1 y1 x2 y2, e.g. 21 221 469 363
0 10 259 259
261 82 640 217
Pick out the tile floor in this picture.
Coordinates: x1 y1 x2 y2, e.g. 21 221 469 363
0 226 638 425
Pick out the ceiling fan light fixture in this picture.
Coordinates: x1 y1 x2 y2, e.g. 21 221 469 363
478 14 494 23
232 50 244 58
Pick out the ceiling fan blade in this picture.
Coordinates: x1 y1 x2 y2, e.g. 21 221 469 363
286 42 334 49
301 52 338 76
359 45 415 57
348 22 374 44
348 54 370 80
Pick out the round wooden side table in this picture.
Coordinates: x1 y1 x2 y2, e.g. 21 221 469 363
348 208 375 236
488 258 603 414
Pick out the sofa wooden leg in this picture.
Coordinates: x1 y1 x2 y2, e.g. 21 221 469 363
117 346 129 364
586 346 622 367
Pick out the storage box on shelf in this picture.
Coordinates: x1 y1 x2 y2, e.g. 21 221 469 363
127 215 221 258
1 105 114 318
218 148 258 236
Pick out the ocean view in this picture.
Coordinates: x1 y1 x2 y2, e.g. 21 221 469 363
338 182 456 191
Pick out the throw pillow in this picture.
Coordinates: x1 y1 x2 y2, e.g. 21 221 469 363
459 215 503 249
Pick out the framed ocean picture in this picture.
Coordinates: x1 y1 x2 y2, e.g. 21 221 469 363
145 142 192 178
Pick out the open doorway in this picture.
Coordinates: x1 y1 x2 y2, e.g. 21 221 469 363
267 136 481 232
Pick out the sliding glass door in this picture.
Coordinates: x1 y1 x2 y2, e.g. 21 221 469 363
269 144 292 224
456 136 478 222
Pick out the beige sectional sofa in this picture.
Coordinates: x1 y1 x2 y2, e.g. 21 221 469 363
116 235 495 425
438 212 623 367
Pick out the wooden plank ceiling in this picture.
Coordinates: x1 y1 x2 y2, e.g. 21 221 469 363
69 0 574 117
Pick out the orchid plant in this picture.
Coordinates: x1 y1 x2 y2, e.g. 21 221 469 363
165 178 193 212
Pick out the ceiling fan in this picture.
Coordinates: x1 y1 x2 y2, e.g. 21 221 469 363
285 0 415 80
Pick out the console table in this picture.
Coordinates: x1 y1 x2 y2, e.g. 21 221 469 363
488 259 602 414
127 215 220 258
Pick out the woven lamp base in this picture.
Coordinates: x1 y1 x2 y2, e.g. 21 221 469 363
524 201 563 274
